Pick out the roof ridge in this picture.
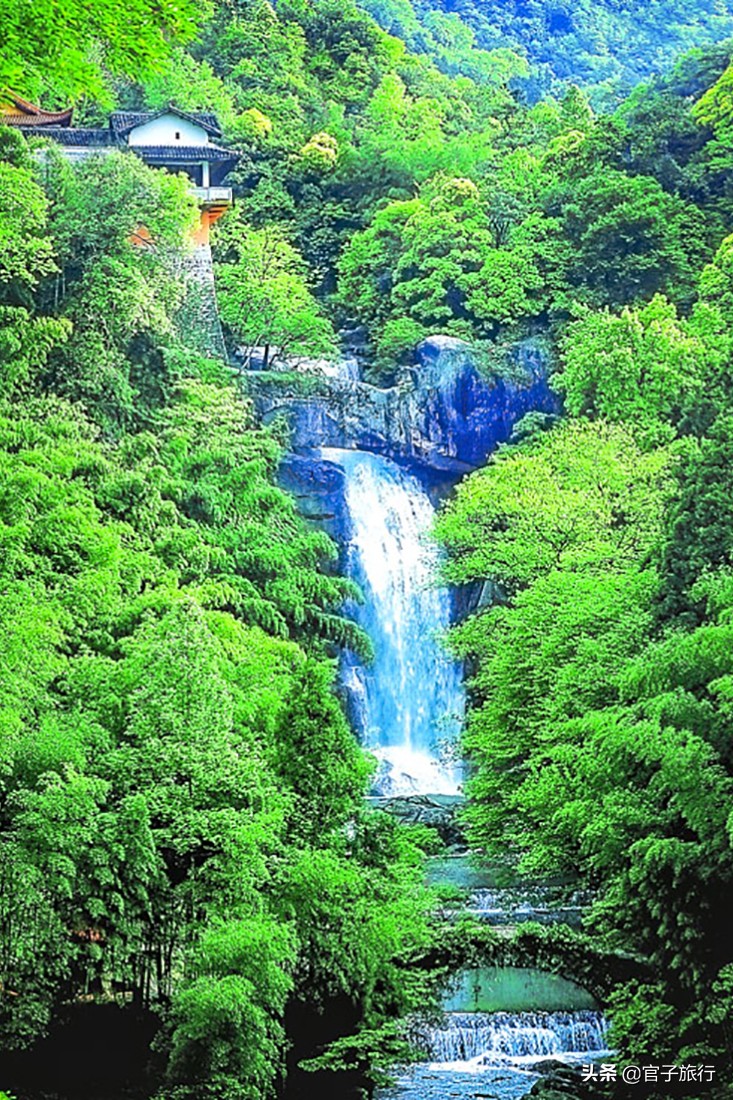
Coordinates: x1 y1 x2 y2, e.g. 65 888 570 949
110 106 221 136
2 91 73 116
4 91 43 114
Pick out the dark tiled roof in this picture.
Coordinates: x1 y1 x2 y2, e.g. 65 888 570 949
110 108 221 137
130 143 237 163
21 127 111 146
4 110 73 126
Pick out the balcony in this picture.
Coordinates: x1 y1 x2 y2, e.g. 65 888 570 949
190 186 233 206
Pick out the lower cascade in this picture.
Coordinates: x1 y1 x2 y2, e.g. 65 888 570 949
323 447 464 795
378 1010 610 1100
423 1010 609 1066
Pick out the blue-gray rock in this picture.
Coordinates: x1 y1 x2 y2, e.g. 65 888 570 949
278 453 350 543
251 335 557 475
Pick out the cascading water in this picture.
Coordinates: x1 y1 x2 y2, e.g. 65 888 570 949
423 1010 609 1066
321 447 464 795
379 1011 610 1100
317 398 606 1100
465 887 590 926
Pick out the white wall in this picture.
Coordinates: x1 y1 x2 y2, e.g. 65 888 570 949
128 114 209 147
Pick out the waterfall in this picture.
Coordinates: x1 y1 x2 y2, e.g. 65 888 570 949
314 356 360 381
465 888 588 926
423 1011 609 1067
322 448 464 795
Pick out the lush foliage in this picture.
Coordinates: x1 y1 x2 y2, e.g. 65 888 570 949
0 0 202 102
367 0 733 102
0 141 432 1100
436 169 733 1093
6 0 733 1096
15 0 726 377
215 220 338 366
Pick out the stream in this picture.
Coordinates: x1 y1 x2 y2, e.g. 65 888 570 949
311 371 607 1099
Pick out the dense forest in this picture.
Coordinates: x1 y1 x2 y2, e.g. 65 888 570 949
4 0 733 1098
362 0 733 102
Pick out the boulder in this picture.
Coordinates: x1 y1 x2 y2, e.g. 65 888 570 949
532 1060 576 1075
367 794 465 848
529 1063 612 1099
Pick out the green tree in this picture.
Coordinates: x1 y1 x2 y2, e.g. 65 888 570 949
39 151 197 432
694 60 733 137
272 659 372 844
215 226 337 366
556 294 727 437
435 419 669 593
0 158 56 299
0 0 202 102
550 169 709 308
659 417 733 625
165 918 296 1100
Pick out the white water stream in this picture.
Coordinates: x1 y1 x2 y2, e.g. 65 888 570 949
322 448 464 795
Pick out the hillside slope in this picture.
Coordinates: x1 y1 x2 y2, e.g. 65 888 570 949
358 0 733 99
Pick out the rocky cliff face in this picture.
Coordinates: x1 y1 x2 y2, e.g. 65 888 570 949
251 335 557 476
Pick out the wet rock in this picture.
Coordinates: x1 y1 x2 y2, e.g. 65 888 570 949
368 794 465 848
249 336 557 476
277 452 350 542
531 1060 574 1074
529 1064 610 1099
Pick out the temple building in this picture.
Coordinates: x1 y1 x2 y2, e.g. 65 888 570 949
2 96 239 240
